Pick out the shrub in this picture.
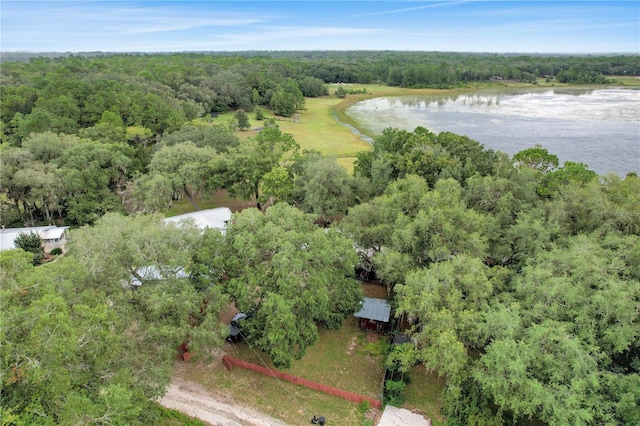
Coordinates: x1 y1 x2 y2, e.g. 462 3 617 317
384 380 406 406
13 232 45 265
50 247 63 256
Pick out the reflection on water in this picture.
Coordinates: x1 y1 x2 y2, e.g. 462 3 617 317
347 88 640 176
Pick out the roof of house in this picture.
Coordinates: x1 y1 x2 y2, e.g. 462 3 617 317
378 405 431 426
354 297 391 323
163 207 232 232
0 226 69 251
128 266 189 286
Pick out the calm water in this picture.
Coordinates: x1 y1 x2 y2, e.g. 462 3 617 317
346 88 640 176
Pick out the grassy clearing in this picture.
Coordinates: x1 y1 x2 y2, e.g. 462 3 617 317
176 318 384 425
609 75 640 86
214 96 373 164
175 281 444 425
403 364 447 425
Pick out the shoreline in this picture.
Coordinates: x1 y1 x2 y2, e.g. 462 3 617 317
327 80 639 144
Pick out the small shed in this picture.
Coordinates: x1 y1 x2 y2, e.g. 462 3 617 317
354 297 391 333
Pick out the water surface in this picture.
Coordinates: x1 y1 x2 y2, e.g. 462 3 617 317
347 88 640 176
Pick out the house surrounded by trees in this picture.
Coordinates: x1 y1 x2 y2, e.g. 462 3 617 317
0 226 70 253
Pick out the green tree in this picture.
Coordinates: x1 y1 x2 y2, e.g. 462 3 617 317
137 142 218 211
13 232 45 265
1 233 227 424
210 127 299 211
539 161 597 198
396 255 498 378
157 122 239 153
235 109 251 130
291 153 360 223
298 76 328 97
259 166 294 206
222 204 363 368
55 141 133 225
373 177 489 293
71 212 199 286
472 234 640 425
269 79 304 117
513 145 559 173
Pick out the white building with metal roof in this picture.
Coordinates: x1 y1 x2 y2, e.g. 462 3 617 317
0 226 70 253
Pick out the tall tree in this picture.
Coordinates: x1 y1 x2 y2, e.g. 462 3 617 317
137 142 217 211
235 109 251 131
291 153 361 223
210 127 299 211
1 239 227 424
222 204 362 368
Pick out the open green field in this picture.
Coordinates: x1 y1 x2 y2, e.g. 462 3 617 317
212 84 460 171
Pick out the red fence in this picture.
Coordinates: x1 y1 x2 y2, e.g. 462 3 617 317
222 354 382 409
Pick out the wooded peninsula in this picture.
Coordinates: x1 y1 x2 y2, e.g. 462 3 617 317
1 51 639 425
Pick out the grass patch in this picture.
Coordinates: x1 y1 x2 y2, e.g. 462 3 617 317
402 364 446 425
175 317 385 425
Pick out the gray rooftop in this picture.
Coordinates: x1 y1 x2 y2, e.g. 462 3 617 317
163 207 232 232
354 297 391 323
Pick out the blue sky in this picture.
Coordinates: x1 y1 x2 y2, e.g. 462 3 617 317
2 1 638 53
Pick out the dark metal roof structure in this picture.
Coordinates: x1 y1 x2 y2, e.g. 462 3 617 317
354 297 391 323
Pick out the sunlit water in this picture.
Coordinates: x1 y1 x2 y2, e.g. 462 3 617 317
346 88 640 176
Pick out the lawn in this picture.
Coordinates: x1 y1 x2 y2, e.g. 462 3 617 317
175 317 384 425
403 365 447 426
213 96 373 165
174 281 445 425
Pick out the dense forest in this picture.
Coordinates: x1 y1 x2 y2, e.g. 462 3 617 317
1 52 639 425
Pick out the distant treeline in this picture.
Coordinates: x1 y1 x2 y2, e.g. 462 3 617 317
2 51 639 143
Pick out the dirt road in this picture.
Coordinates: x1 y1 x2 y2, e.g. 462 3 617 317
159 378 290 426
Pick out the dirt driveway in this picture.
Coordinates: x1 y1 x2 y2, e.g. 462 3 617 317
159 378 290 426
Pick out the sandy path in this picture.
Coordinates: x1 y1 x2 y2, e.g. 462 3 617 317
159 378 290 426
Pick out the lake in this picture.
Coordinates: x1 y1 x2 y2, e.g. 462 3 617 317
346 88 640 176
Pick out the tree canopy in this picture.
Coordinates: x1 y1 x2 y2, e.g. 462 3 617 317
219 204 363 368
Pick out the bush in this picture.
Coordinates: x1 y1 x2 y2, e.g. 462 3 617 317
50 247 63 256
384 380 406 406
13 232 45 265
